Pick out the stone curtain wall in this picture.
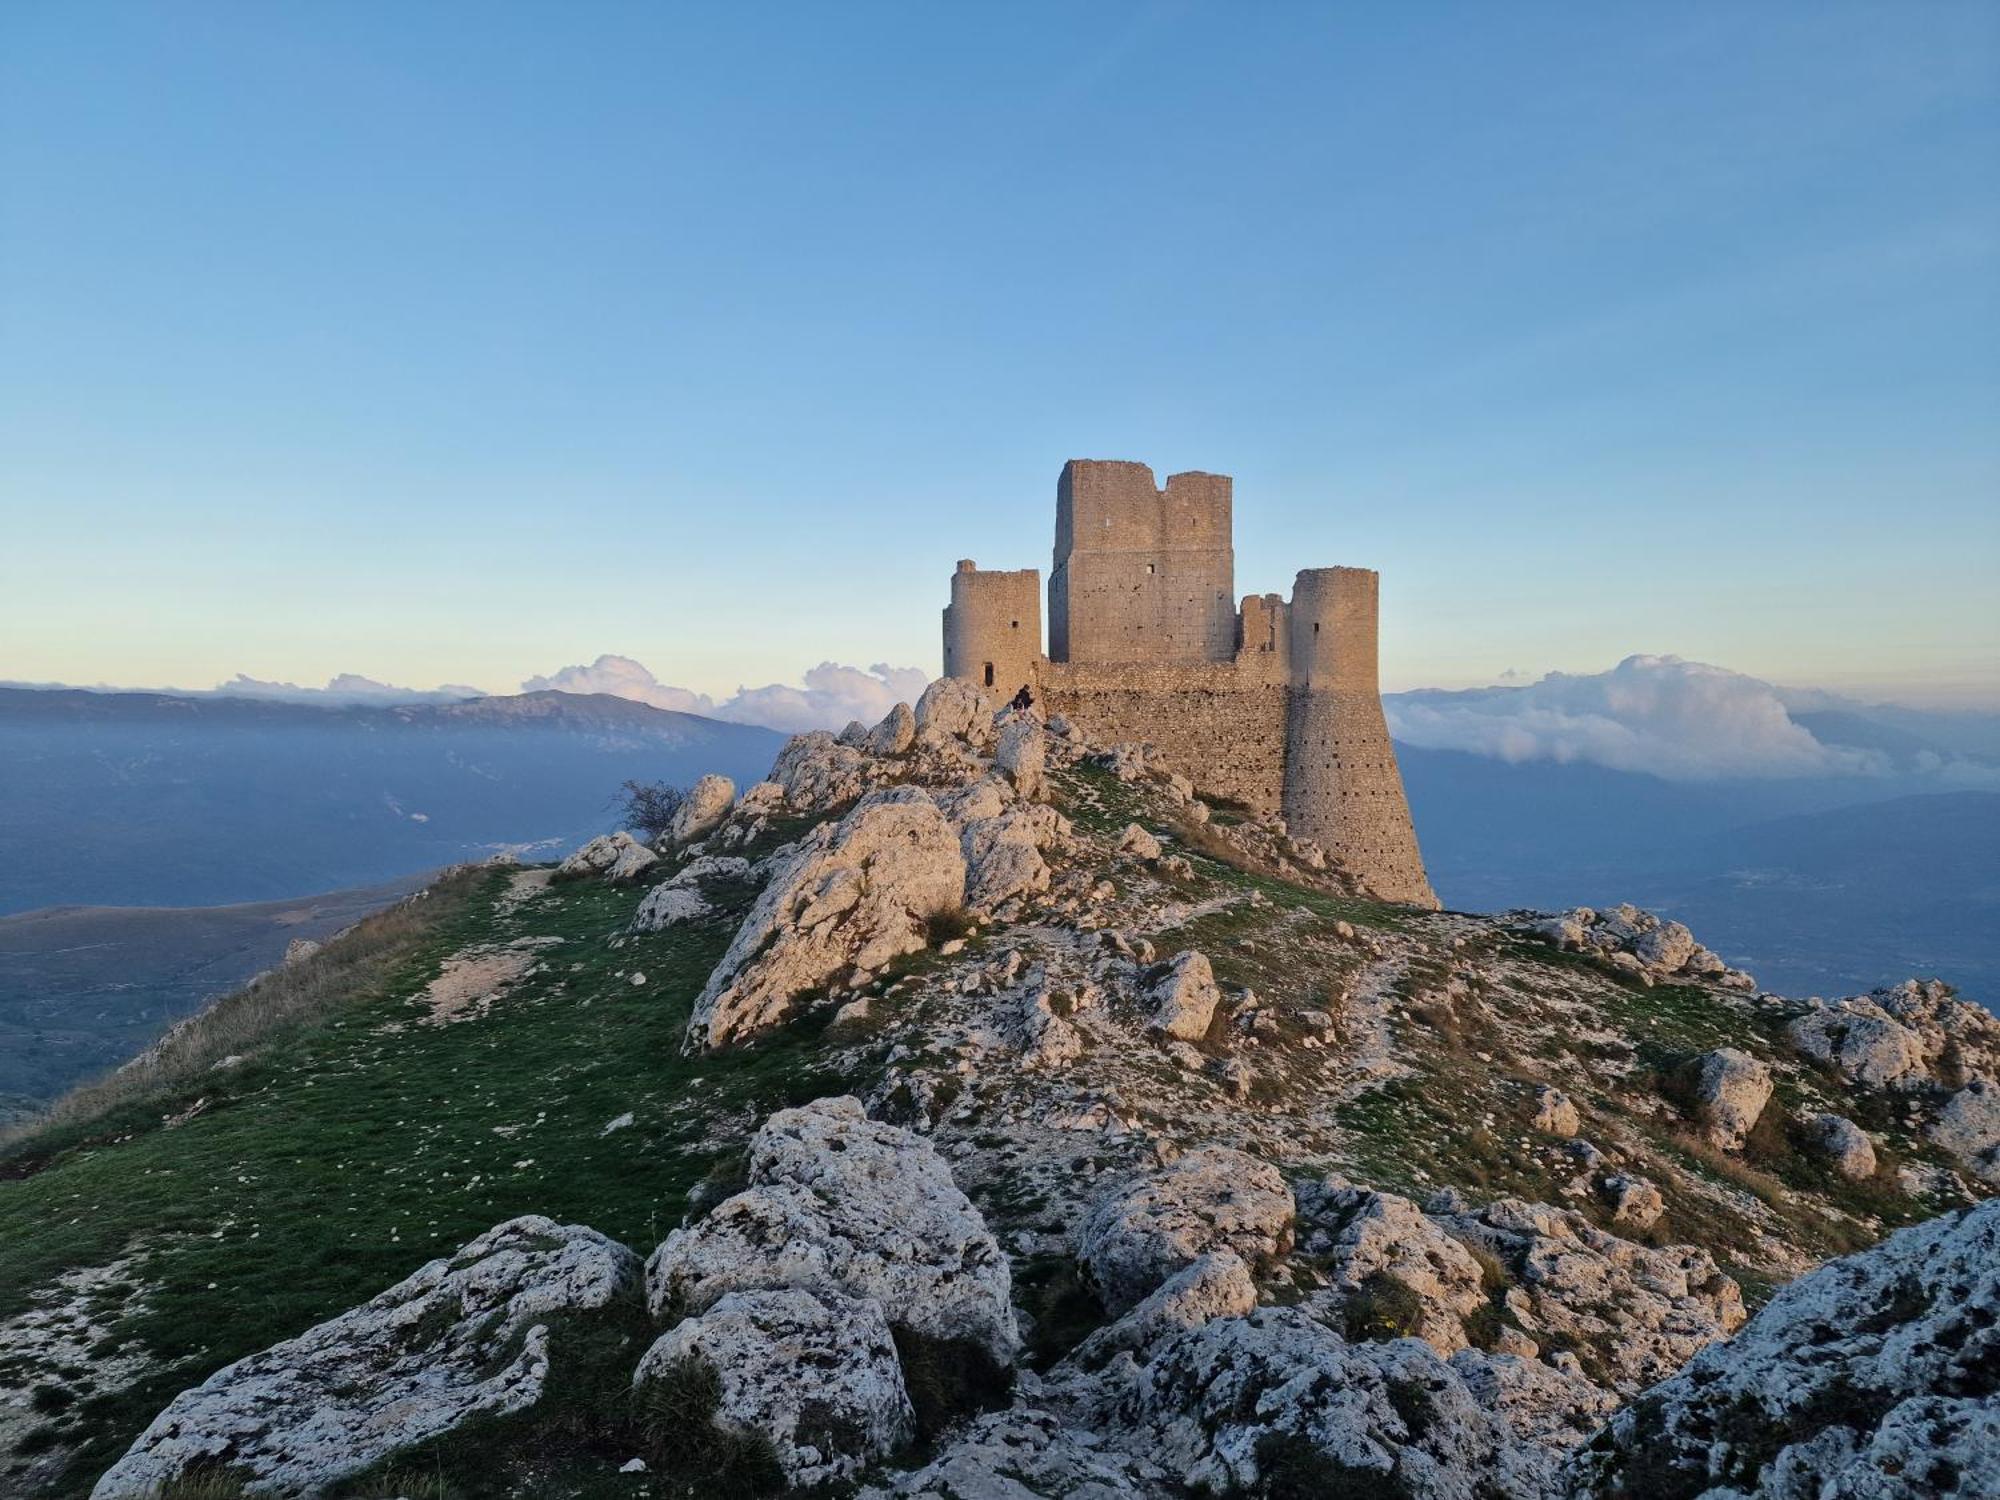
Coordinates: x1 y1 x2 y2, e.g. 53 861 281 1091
943 563 1043 699
1282 569 1437 907
1040 659 1290 814
1049 462 1236 665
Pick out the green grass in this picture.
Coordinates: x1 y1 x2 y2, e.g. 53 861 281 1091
0 866 874 1496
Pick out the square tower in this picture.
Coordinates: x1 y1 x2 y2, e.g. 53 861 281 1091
1048 460 1235 664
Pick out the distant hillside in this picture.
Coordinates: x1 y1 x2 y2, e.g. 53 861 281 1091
0 688 786 914
0 875 430 1107
1400 749 1998 1003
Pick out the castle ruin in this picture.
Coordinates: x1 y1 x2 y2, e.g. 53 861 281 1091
943 459 1438 908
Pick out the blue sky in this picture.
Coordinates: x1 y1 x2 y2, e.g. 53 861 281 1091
3 2 1996 705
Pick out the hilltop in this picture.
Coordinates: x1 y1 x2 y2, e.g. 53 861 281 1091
0 685 1993 1497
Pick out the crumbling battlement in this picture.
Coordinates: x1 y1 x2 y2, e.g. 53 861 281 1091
941 460 1437 908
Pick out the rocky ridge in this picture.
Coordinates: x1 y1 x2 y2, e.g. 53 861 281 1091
32 682 2000 1497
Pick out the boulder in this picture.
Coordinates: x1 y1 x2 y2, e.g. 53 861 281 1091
994 712 1045 800
1068 1251 1259 1370
1690 1047 1772 1150
1146 951 1221 1043
914 677 998 749
1132 1308 1558 1499
630 884 711 933
1787 999 1931 1090
860 1407 1157 1498
1525 905 1751 989
282 937 321 966
1016 986 1083 1072
91 1218 642 1500
1929 1077 2000 1184
771 731 876 813
647 1097 1017 1363
1077 1146 1295 1313
687 789 965 1050
556 831 658 883
633 1286 914 1488
1531 1086 1581 1138
867 702 917 756
960 803 1068 915
1598 1173 1665 1231
1430 1196 1744 1395
1117 823 1163 861
668 774 737 846
1301 1185 1489 1354
1801 1112 1879 1182
1566 1200 2000 1499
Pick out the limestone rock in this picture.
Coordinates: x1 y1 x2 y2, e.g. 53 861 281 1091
1077 1146 1295 1314
630 884 711 933
668 773 737 845
1068 1250 1259 1370
1691 1046 1772 1150
1532 1086 1581 1138
771 731 875 813
1117 823 1163 861
1301 1185 1488 1354
1566 1199 2000 1499
1016 986 1083 1072
1431 1196 1744 1395
1526 904 1751 989
1446 1348 1619 1461
688 789 965 1050
557 831 658 883
1598 1173 1665 1231
282 937 321 966
915 676 998 749
867 702 917 756
1131 1309 1557 1499
994 712 1046 800
861 1406 1156 1498
960 803 1068 916
1788 999 1931 1090
633 1286 914 1488
92 1217 641 1500
1146 951 1221 1043
1929 1077 2000 1184
1801 1112 1879 1182
647 1097 1017 1362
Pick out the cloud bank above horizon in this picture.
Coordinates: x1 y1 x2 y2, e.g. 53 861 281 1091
1384 654 1997 783
519 656 930 735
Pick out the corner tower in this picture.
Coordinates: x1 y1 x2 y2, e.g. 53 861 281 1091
1049 460 1235 664
942 560 1042 698
1283 567 1438 908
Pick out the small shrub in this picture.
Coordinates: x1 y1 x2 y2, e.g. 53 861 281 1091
618 779 689 844
1246 1432 1410 1500
631 1355 787 1497
925 904 975 946
890 1325 1013 1440
1341 1272 1426 1343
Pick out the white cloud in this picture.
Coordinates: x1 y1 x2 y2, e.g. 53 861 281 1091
1384 655 1891 781
519 654 931 734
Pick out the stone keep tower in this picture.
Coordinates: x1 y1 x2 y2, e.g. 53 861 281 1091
942 459 1437 909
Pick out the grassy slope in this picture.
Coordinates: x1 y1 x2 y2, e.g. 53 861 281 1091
0 866 859 1496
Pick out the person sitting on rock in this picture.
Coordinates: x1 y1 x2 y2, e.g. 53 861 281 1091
1008 684 1034 713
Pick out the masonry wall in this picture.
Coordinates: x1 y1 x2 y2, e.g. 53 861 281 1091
1281 567 1437 907
942 562 1042 699
1040 654 1290 813
1049 461 1236 665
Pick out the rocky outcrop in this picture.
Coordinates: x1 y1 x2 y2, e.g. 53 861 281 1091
960 801 1068 916
630 885 710 932
771 731 877 813
1786 978 2000 1091
647 1097 1016 1363
1300 1184 1489 1354
1131 1309 1569 1499
1690 1047 1773 1150
92 1218 641 1499
1787 998 1931 1090
633 1286 914 1488
556 831 658 883
1567 1199 1999 1499
1532 1086 1581 1138
1068 1250 1259 1371
1527 905 1752 989
1429 1194 1744 1395
1930 1077 2000 1185
994 712 1045 800
1801 1112 1878 1181
867 702 917 757
668 773 737 846
687 788 965 1049
914 677 997 750
1145 950 1221 1043
1077 1146 1295 1314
